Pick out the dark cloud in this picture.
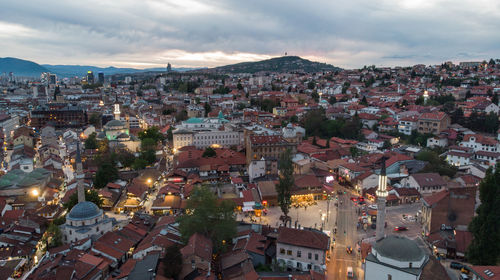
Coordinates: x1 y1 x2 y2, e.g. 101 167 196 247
0 0 499 68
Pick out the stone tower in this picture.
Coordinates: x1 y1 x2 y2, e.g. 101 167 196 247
76 142 85 203
376 156 388 241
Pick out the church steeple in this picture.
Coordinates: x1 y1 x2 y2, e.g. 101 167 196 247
76 142 85 203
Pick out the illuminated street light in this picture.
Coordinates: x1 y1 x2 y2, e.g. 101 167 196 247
147 178 152 184
31 189 39 197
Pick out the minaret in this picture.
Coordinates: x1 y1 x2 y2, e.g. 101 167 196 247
423 90 429 103
76 142 85 203
376 156 388 241
113 93 121 120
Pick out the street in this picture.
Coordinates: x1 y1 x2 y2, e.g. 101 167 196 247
327 192 363 280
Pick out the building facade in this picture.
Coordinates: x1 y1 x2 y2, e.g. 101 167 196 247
417 112 450 135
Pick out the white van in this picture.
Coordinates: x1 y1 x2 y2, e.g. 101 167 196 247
347 266 354 278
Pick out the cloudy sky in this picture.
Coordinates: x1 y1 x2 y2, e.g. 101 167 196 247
1 0 499 69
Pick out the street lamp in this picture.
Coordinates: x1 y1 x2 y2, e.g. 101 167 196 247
147 178 152 184
31 189 39 197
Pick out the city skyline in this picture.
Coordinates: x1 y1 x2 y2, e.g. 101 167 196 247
1 0 499 69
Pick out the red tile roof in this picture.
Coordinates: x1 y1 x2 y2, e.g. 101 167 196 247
277 227 329 250
423 190 449 207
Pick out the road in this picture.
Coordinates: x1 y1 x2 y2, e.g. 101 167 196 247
327 191 363 280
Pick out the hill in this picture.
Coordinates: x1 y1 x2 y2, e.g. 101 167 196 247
206 56 341 74
0 57 50 77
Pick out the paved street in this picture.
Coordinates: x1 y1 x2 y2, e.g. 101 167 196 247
328 192 363 280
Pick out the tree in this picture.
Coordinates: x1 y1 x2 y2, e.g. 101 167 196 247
415 96 425 105
45 223 62 248
141 138 157 151
175 110 188 122
329 96 337 105
382 140 391 149
401 99 409 107
360 96 368 105
350 146 360 157
466 165 500 265
177 187 236 252
89 113 101 128
85 133 98 150
237 82 243 90
117 150 135 168
162 245 183 279
311 91 319 102
93 161 119 188
132 157 148 170
416 150 457 177
167 127 173 141
312 136 318 146
63 189 103 210
202 147 216 158
141 149 156 164
275 149 293 226
204 102 212 117
138 127 164 143
493 93 499 105
325 138 330 148
307 81 315 90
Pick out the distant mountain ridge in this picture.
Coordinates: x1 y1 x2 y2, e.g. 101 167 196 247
205 56 341 73
0 57 50 77
0 57 195 78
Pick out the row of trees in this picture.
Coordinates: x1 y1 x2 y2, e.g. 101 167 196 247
301 109 364 140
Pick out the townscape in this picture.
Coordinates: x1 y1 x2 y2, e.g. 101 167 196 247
0 56 498 280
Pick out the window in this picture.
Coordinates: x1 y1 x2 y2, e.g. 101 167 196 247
315 254 318 260
280 248 285 254
287 250 292 255
308 253 312 259
297 251 301 258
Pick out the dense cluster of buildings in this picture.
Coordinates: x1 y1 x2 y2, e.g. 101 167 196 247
0 59 499 279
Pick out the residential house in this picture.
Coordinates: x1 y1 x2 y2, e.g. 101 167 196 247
401 173 447 196
460 134 499 152
418 112 451 135
179 233 213 279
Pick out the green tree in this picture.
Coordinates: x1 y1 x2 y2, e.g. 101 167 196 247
466 165 500 265
138 127 164 143
493 93 499 105
202 147 216 158
141 138 157 151
93 161 119 188
132 157 148 170
204 102 212 117
89 113 101 128
45 223 62 248
401 99 409 107
415 96 425 105
162 245 183 279
360 96 368 105
416 150 457 177
312 136 318 146
350 146 360 157
117 150 135 168
175 110 188 122
307 81 315 90
329 96 337 105
84 133 98 150
177 187 236 252
311 91 319 102
63 189 103 210
167 127 173 141
237 83 243 90
275 149 294 226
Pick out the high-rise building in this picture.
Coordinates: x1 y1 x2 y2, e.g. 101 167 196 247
167 63 172 72
86 71 94 84
98 72 104 84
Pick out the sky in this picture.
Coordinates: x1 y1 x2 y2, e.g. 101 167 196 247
1 0 499 69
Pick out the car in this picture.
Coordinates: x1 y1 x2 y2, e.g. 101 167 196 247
358 196 365 202
350 197 358 202
441 224 454 231
347 266 354 278
459 273 470 280
346 246 353 254
394 226 408 231
461 267 470 274
450 261 464 270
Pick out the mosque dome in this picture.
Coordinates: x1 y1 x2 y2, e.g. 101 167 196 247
67 201 101 221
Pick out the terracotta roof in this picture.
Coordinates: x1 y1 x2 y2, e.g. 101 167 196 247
411 173 447 188
470 266 500 280
249 135 287 145
181 233 212 261
423 190 449 207
277 227 329 250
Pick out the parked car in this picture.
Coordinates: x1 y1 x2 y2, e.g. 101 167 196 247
450 262 463 270
441 224 454 231
394 226 408 231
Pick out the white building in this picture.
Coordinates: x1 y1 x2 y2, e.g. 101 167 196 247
446 147 473 167
276 227 329 273
398 116 419 136
460 134 499 152
365 235 428 280
426 136 448 148
248 158 266 183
